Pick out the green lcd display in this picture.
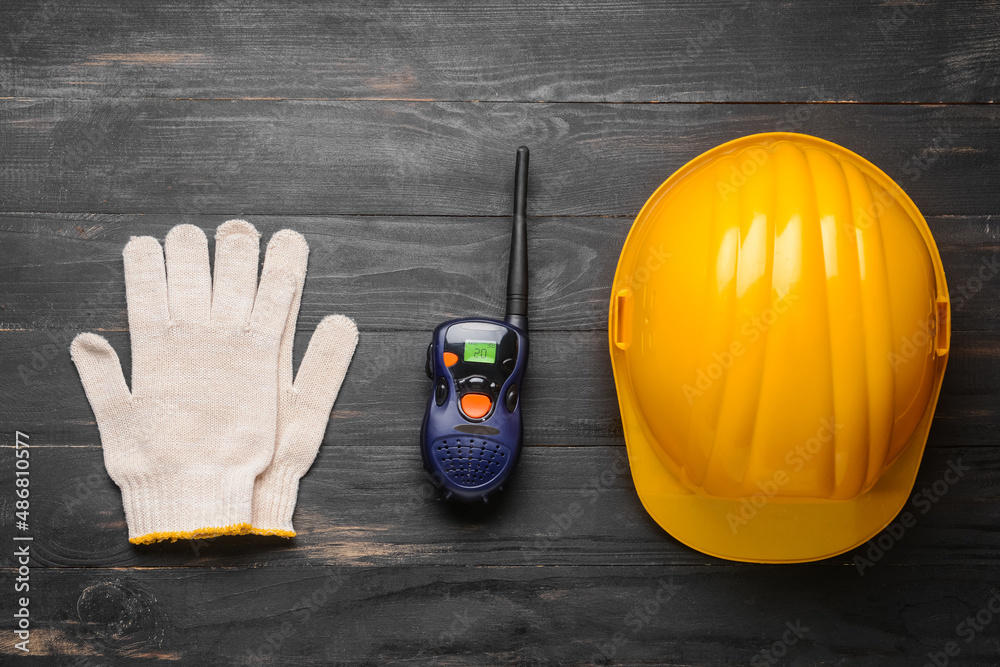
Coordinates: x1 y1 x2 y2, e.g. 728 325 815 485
464 341 497 364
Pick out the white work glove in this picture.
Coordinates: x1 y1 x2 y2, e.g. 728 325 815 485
70 220 356 544
250 232 358 537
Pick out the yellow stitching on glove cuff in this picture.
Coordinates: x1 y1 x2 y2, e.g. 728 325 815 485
249 527 296 538
130 522 254 545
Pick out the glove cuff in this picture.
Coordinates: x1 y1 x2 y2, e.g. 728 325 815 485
250 466 302 538
120 470 256 544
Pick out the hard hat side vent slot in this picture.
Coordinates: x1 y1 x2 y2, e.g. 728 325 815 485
935 299 950 356
613 289 632 350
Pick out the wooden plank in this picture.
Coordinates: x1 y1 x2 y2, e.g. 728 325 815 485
2 564 1000 664
2 328 997 448
2 100 998 216
0 214 628 332
0 330 611 447
0 434 996 568
3 0 1000 103
0 214 998 332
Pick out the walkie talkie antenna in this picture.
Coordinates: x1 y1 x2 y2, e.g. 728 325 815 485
505 146 529 332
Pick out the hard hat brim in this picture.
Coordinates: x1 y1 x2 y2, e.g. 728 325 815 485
617 357 946 563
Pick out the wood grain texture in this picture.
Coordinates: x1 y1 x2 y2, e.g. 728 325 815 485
0 441 997 569
2 0 1000 103
2 564 1000 665
2 0 999 663
1 100 998 216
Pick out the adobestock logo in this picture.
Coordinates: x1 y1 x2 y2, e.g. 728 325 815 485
590 578 682 664
682 289 799 405
877 1 927 39
846 185 896 242
716 146 770 202
854 458 970 576
666 2 753 71
523 451 631 560
618 245 671 292
901 127 960 182
726 417 843 534
715 94 836 203
888 317 937 372
750 619 811 667
951 253 1000 312
922 589 1000 667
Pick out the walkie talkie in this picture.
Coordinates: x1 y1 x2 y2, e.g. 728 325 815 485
421 146 530 502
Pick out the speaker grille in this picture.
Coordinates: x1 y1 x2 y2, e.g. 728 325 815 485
433 437 510 488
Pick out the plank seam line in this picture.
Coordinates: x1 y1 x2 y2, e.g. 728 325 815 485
2 97 998 106
0 211 635 219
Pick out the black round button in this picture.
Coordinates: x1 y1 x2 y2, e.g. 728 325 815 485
502 357 516 372
435 378 448 406
505 384 519 412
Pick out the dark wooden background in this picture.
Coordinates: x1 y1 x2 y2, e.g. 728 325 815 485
1 1 999 664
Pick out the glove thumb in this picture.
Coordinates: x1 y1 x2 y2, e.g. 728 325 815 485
70 333 132 424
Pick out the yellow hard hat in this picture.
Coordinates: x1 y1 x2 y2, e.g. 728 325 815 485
609 133 950 563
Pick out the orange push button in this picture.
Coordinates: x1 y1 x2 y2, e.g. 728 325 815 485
460 393 492 419
443 351 459 367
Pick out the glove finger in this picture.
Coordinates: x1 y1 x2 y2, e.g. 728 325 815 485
70 333 131 423
261 229 309 389
164 224 211 325
211 219 260 328
250 270 297 338
291 314 359 416
123 236 169 330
